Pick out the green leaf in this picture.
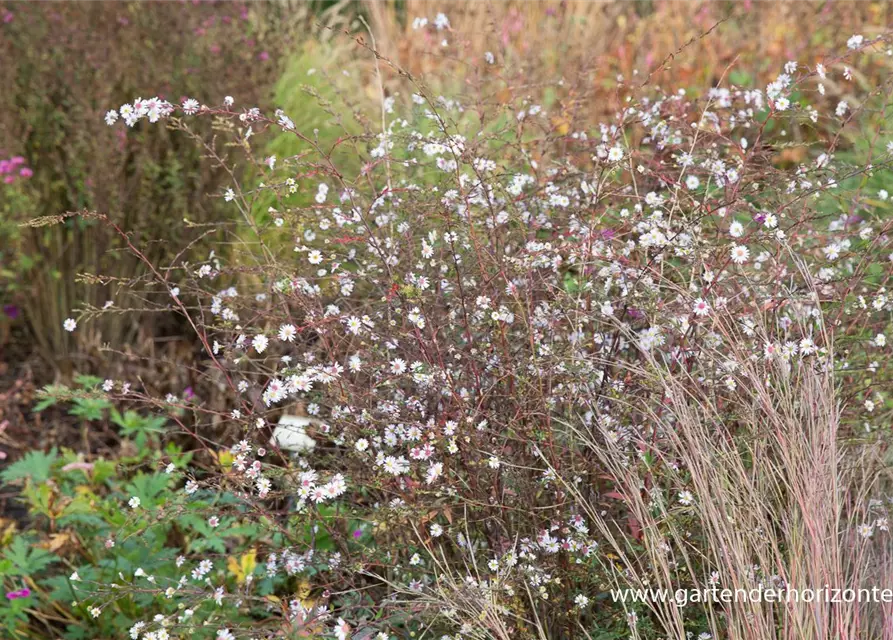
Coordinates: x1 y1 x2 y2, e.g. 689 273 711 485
124 473 171 508
40 574 80 603
73 374 103 389
90 459 118 486
69 397 111 421
1 448 58 484
2 537 58 576
110 409 166 447
562 270 581 294
33 384 70 412
61 623 91 640
32 396 59 413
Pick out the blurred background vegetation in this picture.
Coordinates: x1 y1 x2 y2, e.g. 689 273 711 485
2 4 893 637
1 0 892 451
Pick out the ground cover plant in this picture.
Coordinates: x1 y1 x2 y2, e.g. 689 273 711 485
4 5 893 640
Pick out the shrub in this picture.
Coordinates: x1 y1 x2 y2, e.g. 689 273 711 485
12 24 893 640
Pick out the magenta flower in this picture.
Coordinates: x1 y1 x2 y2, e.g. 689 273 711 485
6 588 31 600
19 167 32 178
